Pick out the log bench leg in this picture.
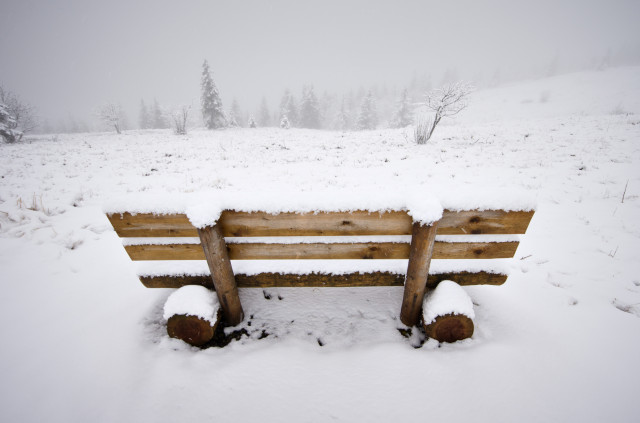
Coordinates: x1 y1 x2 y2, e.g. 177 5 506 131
400 221 438 326
198 225 244 326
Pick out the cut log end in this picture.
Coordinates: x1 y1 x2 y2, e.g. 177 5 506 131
423 313 474 343
167 313 220 347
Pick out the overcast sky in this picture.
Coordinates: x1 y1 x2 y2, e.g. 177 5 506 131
1 0 638 126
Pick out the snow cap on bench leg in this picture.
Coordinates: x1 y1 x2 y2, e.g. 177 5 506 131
164 286 221 347
422 280 475 343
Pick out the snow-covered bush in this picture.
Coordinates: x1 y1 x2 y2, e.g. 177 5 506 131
97 103 125 134
0 86 37 143
414 116 432 145
172 105 190 135
280 115 290 129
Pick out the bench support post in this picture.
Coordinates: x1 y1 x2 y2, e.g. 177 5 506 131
400 221 438 326
198 225 244 326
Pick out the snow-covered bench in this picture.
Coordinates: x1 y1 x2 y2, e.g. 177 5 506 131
107 205 534 344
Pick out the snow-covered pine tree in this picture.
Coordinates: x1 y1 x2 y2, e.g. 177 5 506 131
259 97 271 127
279 89 298 127
229 99 242 127
319 91 335 130
335 97 350 131
139 99 150 129
280 115 290 129
299 85 320 129
391 88 413 128
201 60 227 129
356 90 377 130
248 115 257 128
227 108 239 127
152 99 167 129
0 103 22 143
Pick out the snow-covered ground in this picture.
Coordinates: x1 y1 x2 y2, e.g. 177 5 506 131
1 66 639 422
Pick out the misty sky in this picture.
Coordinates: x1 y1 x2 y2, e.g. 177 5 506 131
1 0 638 126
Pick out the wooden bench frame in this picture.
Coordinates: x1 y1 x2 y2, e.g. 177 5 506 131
108 209 534 327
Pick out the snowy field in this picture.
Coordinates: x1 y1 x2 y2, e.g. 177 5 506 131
1 66 639 422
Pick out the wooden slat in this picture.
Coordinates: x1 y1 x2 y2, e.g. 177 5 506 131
107 213 197 237
218 210 413 236
139 271 507 289
437 210 534 235
108 209 534 237
125 241 520 261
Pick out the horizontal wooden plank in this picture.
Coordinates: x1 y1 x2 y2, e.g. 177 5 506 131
107 213 197 237
437 210 534 235
219 210 413 236
139 271 507 289
108 209 534 238
125 241 519 261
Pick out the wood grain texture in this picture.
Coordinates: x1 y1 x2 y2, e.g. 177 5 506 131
218 210 413 236
437 210 534 235
124 241 520 261
107 213 197 237
107 209 534 237
198 225 244 325
138 271 507 289
166 312 220 347
401 222 438 326
423 313 474 343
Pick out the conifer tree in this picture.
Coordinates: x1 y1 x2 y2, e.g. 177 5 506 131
229 99 242 127
259 97 271 127
200 60 227 129
0 103 21 143
391 89 413 128
248 115 257 128
152 99 167 129
299 85 320 129
357 90 377 130
335 97 350 131
279 89 299 127
138 99 150 129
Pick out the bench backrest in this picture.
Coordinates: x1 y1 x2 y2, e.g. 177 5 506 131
108 209 533 289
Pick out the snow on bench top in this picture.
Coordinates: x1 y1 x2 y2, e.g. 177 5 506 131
135 259 512 277
163 285 220 325
422 280 475 325
103 188 535 226
185 190 443 228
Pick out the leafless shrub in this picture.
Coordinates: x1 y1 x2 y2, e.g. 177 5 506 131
414 116 432 145
173 105 191 135
97 103 125 134
417 81 473 144
610 104 629 116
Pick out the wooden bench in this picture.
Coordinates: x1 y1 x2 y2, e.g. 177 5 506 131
107 209 534 330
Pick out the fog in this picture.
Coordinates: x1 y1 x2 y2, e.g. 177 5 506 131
1 0 638 130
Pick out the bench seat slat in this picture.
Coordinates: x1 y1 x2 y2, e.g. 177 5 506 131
139 271 507 289
108 209 534 237
124 241 520 261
